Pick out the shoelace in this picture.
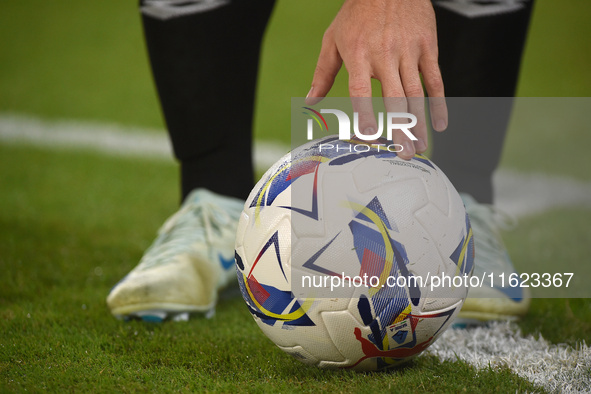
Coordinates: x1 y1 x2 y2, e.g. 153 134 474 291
137 200 238 270
466 203 516 274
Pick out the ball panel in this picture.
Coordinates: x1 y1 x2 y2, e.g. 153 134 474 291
235 137 473 371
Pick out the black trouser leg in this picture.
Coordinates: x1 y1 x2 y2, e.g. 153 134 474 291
140 0 276 201
431 1 534 203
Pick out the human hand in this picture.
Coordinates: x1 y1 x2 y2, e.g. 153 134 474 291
306 0 447 159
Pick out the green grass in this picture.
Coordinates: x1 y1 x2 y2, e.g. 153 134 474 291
0 145 548 392
1 0 590 392
504 210 591 345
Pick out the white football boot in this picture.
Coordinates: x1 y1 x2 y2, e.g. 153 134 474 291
106 188 243 322
457 194 531 325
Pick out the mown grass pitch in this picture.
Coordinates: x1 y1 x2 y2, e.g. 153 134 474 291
0 145 544 392
1 0 590 392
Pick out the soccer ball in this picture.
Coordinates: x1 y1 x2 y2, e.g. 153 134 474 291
234 136 474 371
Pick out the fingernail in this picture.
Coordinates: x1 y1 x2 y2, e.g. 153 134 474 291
416 138 427 152
403 140 415 159
306 86 314 100
436 119 447 131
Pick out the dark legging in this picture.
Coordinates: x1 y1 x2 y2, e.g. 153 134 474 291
140 0 534 203
432 1 534 203
140 0 276 201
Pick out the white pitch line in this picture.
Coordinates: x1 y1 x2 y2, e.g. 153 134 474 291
0 113 174 161
493 170 591 219
427 322 591 393
1 112 590 220
0 112 291 169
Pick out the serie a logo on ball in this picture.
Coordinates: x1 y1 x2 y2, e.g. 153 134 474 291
234 135 474 371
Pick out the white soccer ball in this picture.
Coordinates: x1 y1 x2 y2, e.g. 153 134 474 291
235 136 474 371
